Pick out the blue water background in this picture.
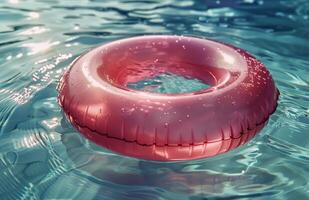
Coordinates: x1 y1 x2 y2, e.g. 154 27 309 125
0 0 308 199
127 73 211 93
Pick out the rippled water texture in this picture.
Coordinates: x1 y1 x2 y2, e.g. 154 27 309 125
0 0 308 199
127 73 211 94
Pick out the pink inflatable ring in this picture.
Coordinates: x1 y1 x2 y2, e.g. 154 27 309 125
58 35 279 161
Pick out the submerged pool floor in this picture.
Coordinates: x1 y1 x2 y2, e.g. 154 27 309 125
0 0 308 199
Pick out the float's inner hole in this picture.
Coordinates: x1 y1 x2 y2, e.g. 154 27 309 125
127 72 210 94
97 38 239 94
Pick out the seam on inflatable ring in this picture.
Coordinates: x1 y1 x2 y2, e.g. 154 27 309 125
61 88 279 148
68 104 278 147
71 111 269 147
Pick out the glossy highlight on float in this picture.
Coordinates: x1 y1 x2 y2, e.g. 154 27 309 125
58 35 279 161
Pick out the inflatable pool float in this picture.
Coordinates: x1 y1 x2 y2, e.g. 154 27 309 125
58 35 279 161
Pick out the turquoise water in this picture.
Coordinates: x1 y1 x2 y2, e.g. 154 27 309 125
0 0 308 199
127 73 210 94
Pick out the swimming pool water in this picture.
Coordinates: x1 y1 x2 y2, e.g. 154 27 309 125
0 0 308 199
127 73 211 94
